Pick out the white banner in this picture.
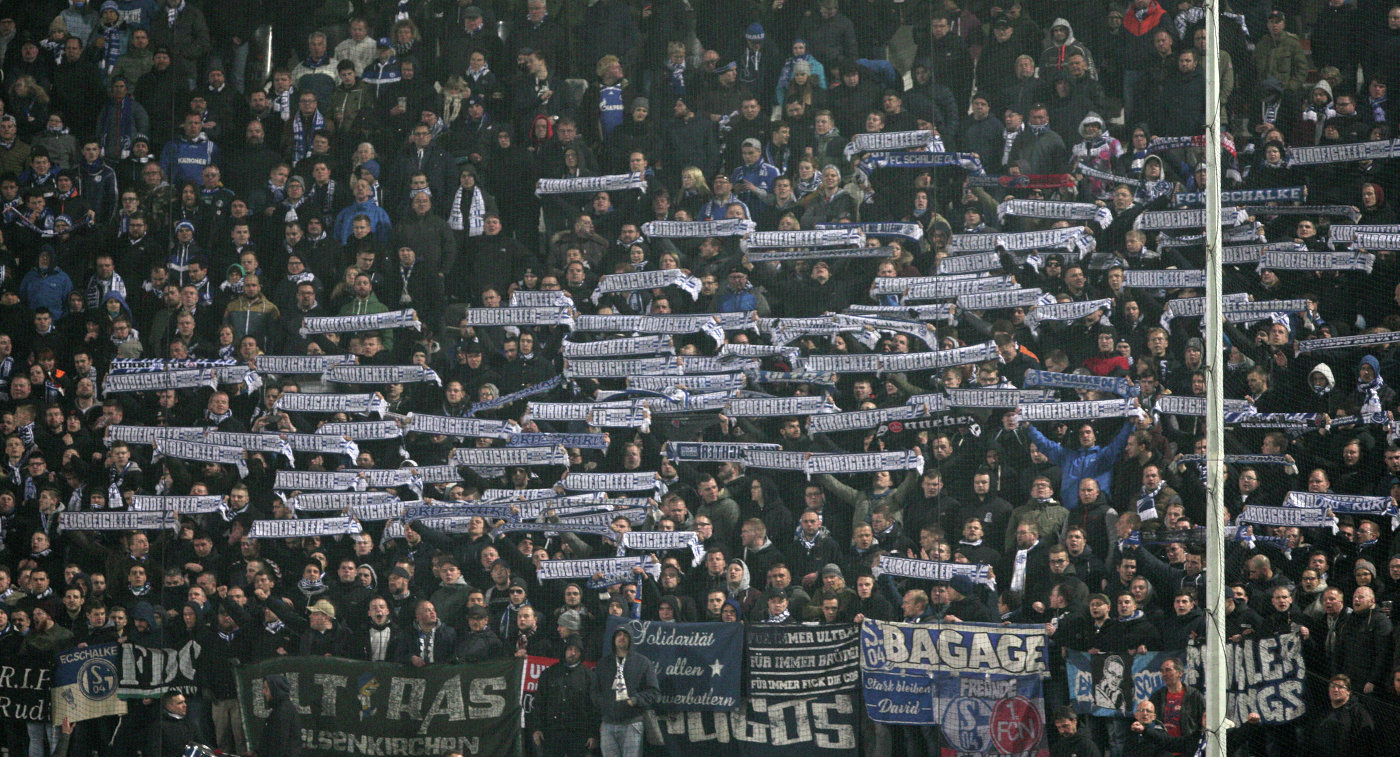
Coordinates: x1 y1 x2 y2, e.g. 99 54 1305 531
449 446 569 467
103 369 216 395
287 491 402 512
724 396 838 417
251 354 359 374
564 356 683 378
535 172 646 196
60 511 177 531
462 306 575 327
130 495 224 513
406 414 516 439
298 309 420 336
592 269 702 303
560 335 675 359
323 365 442 385
275 392 387 415
1019 399 1135 421
247 517 363 538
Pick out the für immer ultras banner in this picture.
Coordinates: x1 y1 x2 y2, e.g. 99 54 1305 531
860 621 1049 725
605 618 742 711
659 624 862 757
235 656 522 757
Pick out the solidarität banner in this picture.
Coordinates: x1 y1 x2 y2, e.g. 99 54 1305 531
860 621 1049 725
657 624 860 757
236 656 522 757
604 618 742 711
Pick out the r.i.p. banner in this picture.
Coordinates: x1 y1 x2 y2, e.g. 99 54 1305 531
860 621 1049 725
235 656 521 757
605 617 742 711
658 623 862 757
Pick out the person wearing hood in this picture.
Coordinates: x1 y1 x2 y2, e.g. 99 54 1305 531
195 604 253 754
591 627 660 757
1071 112 1125 200
945 574 995 623
1045 70 1096 145
904 60 961 145
1358 181 1397 225
256 673 302 757
1292 79 1337 147
721 558 761 616
531 634 599 756
1039 18 1097 81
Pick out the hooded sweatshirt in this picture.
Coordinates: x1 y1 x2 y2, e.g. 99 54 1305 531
262 673 302 757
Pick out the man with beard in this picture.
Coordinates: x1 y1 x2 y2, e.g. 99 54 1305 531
531 635 597 757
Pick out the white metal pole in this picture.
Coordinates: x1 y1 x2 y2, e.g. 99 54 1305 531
1202 1 1228 756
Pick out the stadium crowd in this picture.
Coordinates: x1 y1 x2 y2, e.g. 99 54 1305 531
4 0 1400 757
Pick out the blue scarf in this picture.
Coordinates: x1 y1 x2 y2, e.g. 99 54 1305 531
101 23 124 72
666 60 686 95
291 110 326 161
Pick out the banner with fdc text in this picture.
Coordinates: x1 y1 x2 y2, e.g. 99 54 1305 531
657 623 861 757
235 656 521 757
861 621 1049 757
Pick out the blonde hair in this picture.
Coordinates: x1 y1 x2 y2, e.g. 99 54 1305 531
596 55 620 80
680 166 710 196
11 76 49 105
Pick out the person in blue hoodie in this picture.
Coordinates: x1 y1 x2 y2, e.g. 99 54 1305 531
332 177 393 244
19 247 73 318
711 265 770 316
159 111 218 187
1023 413 1136 509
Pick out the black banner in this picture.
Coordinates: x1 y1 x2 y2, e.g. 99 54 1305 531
0 659 52 721
660 694 860 757
236 656 522 757
746 625 861 698
119 641 201 699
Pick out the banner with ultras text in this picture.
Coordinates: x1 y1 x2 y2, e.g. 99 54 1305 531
235 656 521 757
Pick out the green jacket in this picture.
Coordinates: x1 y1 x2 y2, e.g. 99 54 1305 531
1253 31 1310 92
339 291 394 349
